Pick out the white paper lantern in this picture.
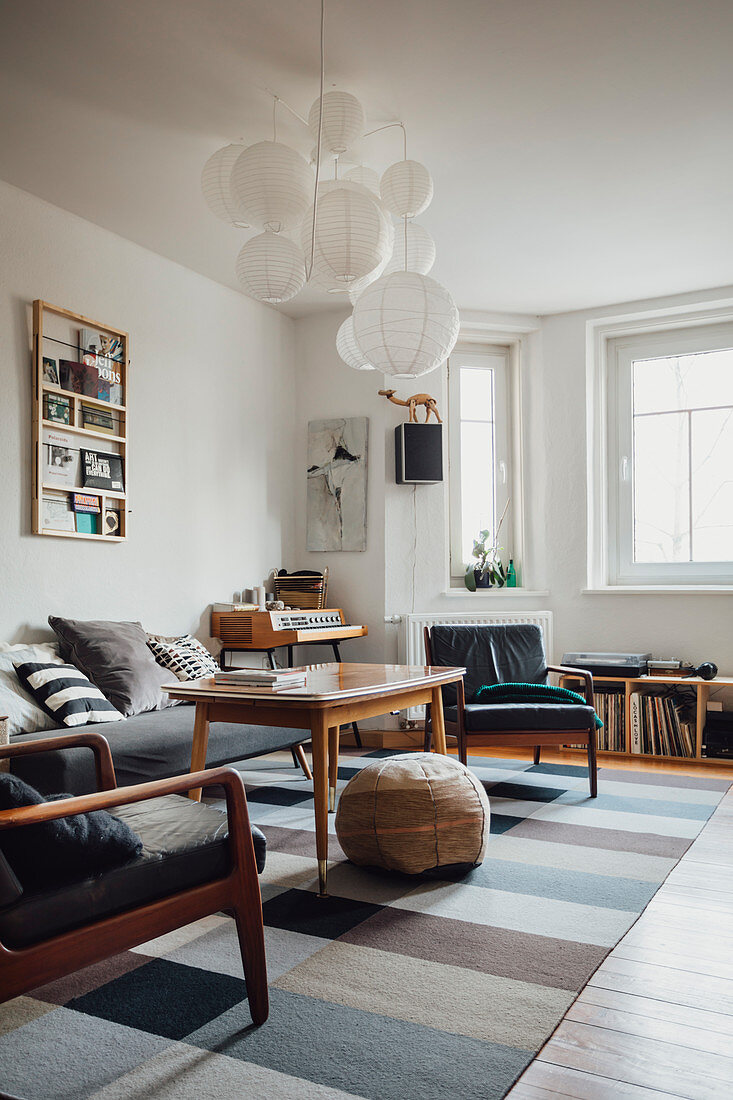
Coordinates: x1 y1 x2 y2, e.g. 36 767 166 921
336 316 375 371
302 186 392 285
380 160 434 218
344 165 380 194
384 221 436 276
235 232 306 303
201 144 249 227
348 249 391 304
308 91 365 155
232 141 313 233
352 271 459 378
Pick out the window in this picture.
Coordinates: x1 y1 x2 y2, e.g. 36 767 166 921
448 344 512 584
608 323 733 585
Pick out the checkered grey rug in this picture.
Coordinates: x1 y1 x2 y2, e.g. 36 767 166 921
0 750 728 1099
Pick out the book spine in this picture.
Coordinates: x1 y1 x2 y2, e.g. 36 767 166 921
630 693 641 753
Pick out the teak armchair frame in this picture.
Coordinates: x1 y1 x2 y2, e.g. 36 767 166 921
0 732 268 1022
424 627 597 796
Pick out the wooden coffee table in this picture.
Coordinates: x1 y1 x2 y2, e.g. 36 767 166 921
164 662 465 897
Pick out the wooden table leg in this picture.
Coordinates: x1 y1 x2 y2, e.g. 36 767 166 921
311 711 330 897
430 687 448 755
188 701 210 801
328 725 339 813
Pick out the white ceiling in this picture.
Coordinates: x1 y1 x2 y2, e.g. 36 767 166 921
1 0 732 319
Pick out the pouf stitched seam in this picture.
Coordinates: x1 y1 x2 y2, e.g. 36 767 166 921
417 758 440 869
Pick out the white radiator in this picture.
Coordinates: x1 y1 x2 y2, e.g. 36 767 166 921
399 610 554 719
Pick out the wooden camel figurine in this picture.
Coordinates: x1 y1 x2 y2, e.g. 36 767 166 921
378 389 442 423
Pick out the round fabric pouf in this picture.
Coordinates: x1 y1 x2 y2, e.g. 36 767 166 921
335 753 490 875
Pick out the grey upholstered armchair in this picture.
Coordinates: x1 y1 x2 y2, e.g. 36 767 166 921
424 623 597 796
0 731 269 1018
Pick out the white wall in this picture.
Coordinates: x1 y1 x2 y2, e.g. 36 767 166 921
0 180 296 644
293 312 387 666
293 286 733 692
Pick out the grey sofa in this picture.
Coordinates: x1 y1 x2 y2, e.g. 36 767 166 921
11 705 308 796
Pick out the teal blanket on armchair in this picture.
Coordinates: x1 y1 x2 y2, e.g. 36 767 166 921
474 681 603 728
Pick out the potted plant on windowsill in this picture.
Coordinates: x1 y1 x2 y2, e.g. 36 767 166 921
464 500 510 591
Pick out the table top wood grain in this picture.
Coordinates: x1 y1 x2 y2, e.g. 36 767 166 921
164 662 465 707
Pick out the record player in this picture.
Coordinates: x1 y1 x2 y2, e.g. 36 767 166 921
561 652 651 678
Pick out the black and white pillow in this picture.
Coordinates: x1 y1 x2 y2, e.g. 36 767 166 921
15 662 124 727
146 635 218 681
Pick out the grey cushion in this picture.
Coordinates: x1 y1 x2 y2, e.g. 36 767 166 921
430 624 548 706
0 773 142 892
0 793 266 949
11 706 309 795
445 702 597 732
49 617 173 717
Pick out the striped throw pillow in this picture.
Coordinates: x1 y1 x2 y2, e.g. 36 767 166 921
14 662 124 727
146 635 218 681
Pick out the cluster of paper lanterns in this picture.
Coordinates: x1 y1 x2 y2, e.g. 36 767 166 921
201 90 459 377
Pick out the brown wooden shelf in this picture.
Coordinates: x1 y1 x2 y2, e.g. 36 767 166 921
558 670 731 768
40 528 125 543
33 300 129 542
41 382 126 413
42 482 126 501
41 418 126 444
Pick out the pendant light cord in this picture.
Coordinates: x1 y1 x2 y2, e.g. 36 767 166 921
306 0 326 282
363 121 408 159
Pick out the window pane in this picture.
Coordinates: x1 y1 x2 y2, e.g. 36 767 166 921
633 412 690 562
460 421 494 563
633 348 733 415
460 366 494 422
691 407 733 561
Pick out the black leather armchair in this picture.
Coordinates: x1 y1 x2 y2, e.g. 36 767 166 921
0 731 269 1022
424 624 597 796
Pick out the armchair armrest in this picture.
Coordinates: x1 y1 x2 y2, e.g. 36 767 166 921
0 731 116 791
0 766 245 828
0 766 260 895
547 664 594 706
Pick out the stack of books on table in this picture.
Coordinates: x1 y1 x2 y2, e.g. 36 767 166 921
213 668 307 690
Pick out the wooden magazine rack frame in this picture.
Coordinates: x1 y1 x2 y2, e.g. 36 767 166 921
32 300 129 542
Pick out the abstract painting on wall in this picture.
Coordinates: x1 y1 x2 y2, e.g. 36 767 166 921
307 417 368 551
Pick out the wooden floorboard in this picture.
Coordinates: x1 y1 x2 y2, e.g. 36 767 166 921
506 779 733 1099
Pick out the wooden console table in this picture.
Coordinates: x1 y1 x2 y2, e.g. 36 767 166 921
164 662 465 897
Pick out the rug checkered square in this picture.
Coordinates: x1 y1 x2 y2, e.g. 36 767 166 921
0 750 728 1099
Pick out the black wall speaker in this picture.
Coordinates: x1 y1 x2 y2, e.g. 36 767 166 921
395 423 443 484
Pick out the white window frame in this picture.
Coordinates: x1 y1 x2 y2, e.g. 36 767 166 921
447 342 514 586
587 299 733 591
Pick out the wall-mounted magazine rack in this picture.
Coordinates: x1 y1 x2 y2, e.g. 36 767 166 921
32 300 129 541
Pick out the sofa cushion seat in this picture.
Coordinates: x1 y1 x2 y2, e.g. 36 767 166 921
11 706 308 795
0 793 266 949
444 702 597 732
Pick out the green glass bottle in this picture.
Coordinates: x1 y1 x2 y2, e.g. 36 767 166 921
506 559 517 587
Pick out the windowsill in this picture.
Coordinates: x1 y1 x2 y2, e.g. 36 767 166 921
443 588 550 598
583 586 733 595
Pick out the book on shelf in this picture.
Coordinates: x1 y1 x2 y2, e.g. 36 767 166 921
42 357 60 386
60 353 123 406
59 359 98 398
43 429 80 488
629 692 642 753
79 328 123 405
41 496 75 532
81 404 117 435
634 689 694 757
590 687 625 752
70 492 101 514
75 512 99 535
81 449 124 492
43 392 70 425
